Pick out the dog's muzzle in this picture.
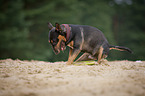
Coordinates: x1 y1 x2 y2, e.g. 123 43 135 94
52 41 66 55
53 46 60 55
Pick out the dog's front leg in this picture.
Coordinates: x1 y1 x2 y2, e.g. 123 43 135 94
67 48 80 65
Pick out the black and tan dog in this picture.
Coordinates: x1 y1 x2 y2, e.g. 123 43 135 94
48 22 132 65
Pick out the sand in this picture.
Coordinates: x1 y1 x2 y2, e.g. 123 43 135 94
0 59 145 96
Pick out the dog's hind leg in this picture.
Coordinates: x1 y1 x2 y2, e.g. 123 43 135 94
97 46 104 64
76 53 90 62
75 53 96 62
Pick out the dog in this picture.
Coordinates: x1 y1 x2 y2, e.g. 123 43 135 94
48 22 132 65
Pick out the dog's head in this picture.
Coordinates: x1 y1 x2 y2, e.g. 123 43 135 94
48 22 66 54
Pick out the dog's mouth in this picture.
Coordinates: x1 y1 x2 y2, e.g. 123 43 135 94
53 40 66 55
53 47 60 55
60 40 66 51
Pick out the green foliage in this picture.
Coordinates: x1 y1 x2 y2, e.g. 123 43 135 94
111 0 145 60
0 0 32 60
0 0 145 61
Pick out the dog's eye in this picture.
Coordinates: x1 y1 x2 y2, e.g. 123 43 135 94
52 39 58 46
50 40 53 43
50 40 56 45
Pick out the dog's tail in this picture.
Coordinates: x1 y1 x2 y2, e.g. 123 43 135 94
109 45 133 53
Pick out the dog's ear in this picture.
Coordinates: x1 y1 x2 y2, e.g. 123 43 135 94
55 23 65 35
55 23 61 31
48 22 53 30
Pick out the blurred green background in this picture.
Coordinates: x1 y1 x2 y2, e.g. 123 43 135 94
0 0 145 62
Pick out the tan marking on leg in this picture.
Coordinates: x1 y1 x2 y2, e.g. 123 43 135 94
75 53 87 62
67 48 73 65
69 48 73 58
67 41 74 49
75 53 90 62
67 49 80 65
98 46 104 64
102 54 108 59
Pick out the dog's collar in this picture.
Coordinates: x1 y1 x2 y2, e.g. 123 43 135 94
62 24 71 41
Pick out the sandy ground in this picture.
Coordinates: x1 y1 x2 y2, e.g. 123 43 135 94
0 59 145 96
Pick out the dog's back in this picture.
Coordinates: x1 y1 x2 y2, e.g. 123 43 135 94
69 24 110 56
